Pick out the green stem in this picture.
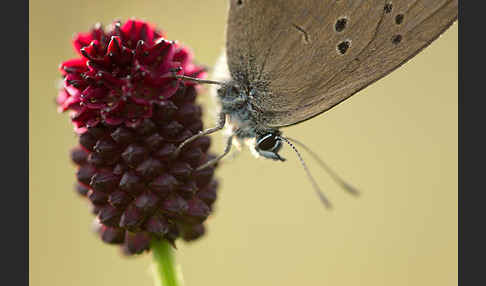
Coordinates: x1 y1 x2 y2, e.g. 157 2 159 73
151 239 184 286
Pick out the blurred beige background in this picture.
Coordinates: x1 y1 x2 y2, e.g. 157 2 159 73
30 1 457 286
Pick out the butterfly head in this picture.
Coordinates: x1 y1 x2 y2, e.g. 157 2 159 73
254 131 285 161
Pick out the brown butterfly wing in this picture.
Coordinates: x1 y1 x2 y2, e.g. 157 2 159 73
225 0 458 127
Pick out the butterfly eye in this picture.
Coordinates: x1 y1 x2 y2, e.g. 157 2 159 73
256 133 281 152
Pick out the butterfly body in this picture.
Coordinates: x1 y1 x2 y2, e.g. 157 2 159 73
176 0 457 203
216 78 284 160
206 0 458 161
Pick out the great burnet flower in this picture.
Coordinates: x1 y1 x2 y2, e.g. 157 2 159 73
58 19 218 255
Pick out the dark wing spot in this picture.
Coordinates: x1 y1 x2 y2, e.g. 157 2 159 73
392 34 402 44
335 18 347 32
337 40 350 54
395 14 404 24
384 2 393 14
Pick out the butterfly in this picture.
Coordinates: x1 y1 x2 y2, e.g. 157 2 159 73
175 0 458 207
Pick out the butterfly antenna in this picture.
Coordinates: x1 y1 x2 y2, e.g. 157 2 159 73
286 137 360 196
175 75 224 86
277 136 332 209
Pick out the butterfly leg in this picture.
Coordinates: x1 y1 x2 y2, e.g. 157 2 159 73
172 113 226 158
196 135 234 171
175 75 223 86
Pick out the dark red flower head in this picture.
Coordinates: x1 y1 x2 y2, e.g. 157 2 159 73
58 20 218 255
58 19 206 133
